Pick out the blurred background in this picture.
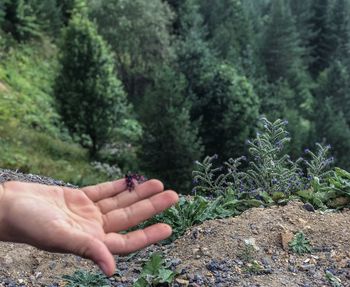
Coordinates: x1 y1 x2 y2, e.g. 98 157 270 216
0 0 349 194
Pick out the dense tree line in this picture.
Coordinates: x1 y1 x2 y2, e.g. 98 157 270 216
1 0 350 192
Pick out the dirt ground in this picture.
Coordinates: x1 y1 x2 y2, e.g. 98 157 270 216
1 200 350 286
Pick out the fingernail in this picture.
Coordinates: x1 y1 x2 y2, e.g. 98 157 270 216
98 261 108 275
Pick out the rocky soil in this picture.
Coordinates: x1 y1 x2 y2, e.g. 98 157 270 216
0 169 350 287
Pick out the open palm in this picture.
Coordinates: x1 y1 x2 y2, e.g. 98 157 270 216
0 179 178 276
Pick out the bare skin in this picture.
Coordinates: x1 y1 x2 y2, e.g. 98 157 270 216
0 179 178 276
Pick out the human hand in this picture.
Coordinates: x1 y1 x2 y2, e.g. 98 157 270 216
0 179 178 276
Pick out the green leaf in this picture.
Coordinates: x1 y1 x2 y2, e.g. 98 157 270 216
158 268 177 283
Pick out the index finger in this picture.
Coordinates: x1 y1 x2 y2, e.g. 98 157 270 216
81 179 127 202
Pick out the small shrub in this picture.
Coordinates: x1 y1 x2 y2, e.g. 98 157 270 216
192 117 338 209
288 232 312 255
62 270 110 287
133 253 177 287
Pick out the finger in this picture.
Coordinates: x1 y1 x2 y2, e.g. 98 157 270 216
96 179 164 214
102 190 178 233
104 223 172 254
81 179 127 202
64 231 116 277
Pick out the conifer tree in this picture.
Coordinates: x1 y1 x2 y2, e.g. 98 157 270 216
1 0 40 41
173 0 215 122
262 0 303 82
90 0 174 106
308 0 332 77
54 14 128 157
318 60 350 128
289 0 315 66
198 64 259 159
262 0 313 115
329 0 350 59
139 67 203 193
199 0 255 74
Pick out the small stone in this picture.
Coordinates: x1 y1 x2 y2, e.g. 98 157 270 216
175 278 189 286
281 230 294 251
299 264 315 271
243 237 260 251
302 203 315 212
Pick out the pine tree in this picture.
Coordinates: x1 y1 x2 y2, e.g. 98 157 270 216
318 60 350 127
54 14 129 157
139 67 203 193
198 64 259 159
308 0 332 77
329 0 350 59
90 0 174 106
262 0 313 115
261 0 303 82
1 0 40 41
199 0 255 74
314 97 350 169
173 0 215 122
289 0 316 66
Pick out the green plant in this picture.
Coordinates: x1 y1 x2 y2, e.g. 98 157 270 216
62 270 110 287
238 242 257 263
243 260 264 274
192 117 341 210
325 270 343 287
289 232 312 255
133 253 177 287
54 13 129 157
329 167 350 196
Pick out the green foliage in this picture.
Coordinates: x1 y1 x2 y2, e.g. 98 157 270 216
238 242 257 263
139 187 254 243
133 253 177 287
139 66 203 193
308 0 333 77
194 118 305 197
313 62 350 169
54 14 129 156
244 118 303 196
289 231 313 255
243 261 264 274
90 0 174 105
198 64 259 159
0 41 59 134
62 270 110 287
199 0 255 73
1 0 41 41
192 117 343 210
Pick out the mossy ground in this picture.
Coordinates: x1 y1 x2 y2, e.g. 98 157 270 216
0 39 109 185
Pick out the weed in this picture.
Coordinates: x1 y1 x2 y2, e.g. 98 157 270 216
133 253 177 287
289 232 312 255
243 260 264 274
62 270 110 287
238 242 257 263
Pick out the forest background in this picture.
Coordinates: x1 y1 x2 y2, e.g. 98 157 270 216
0 0 349 194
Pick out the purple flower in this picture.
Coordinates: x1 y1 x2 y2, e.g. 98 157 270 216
304 148 310 154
